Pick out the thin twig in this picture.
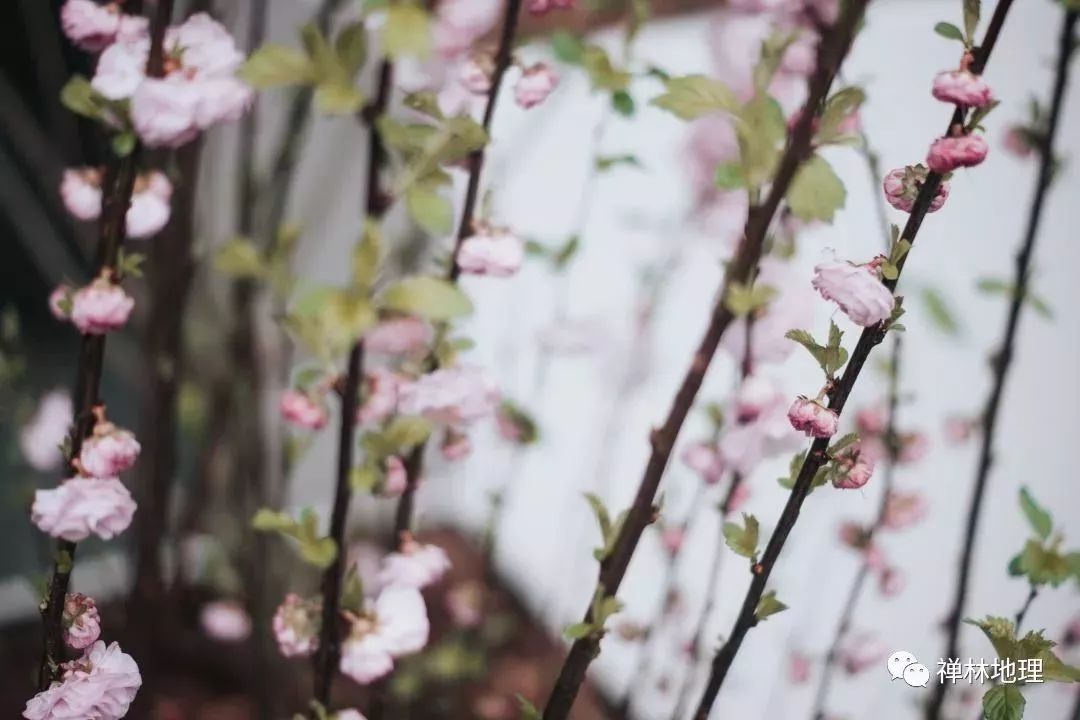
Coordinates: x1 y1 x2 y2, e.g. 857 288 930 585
1013 585 1038 631
539 3 869 716
925 8 1074 720
691 3 1016 716
36 0 174 689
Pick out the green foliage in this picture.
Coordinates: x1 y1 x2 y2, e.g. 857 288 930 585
651 74 739 120
516 694 543 720
754 590 787 622
1018 539 1072 587
383 4 432 60
934 21 966 43
584 493 628 563
60 75 113 121
723 513 760 561
405 185 453 234
111 132 137 158
966 616 1080 683
498 400 541 444
963 0 980 46
982 685 1025 720
1019 487 1052 540
581 45 631 92
817 87 865 145
215 237 267 279
378 276 473 320
551 31 585 64
920 286 959 335
724 282 777 317
116 249 145 279
525 235 580 272
976 278 1054 319
786 155 846 222
785 321 848 379
379 112 488 206
239 45 316 87
595 154 643 172
353 219 383 294
251 507 338 569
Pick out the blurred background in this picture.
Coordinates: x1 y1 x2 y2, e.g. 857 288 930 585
1 0 1079 718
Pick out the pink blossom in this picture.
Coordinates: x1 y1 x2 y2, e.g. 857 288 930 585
378 539 451 589
660 527 685 555
60 168 103 220
432 0 501 58
92 38 151 100
32 477 136 542
63 593 101 650
811 258 894 327
446 581 483 628
70 278 135 335
20 391 73 472
789 651 811 684
130 77 203 148
855 406 885 436
61 0 146 52
840 633 886 675
881 491 926 530
280 389 328 430
272 593 320 658
126 171 173 238
364 316 432 356
23 641 141 720
681 441 725 484
527 0 574 14
944 415 976 444
49 286 73 321
339 586 430 684
458 225 525 277
441 429 472 461
727 482 751 513
357 369 401 426
337 711 368 720
514 63 558 109
398 366 499 425
926 134 989 173
1003 126 1034 158
831 445 875 489
719 380 804 475
381 456 408 498
787 396 838 439
79 424 140 477
200 600 252 642
898 431 928 463
881 165 950 213
932 70 993 108
460 54 493 94
878 566 905 597
721 259 816 365
735 375 776 423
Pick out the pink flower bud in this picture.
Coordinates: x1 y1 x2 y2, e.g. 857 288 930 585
272 593 321 657
944 415 976 444
460 54 494 94
279 389 328 430
377 538 451 589
878 566 905 597
926 134 989 173
840 634 886 675
527 0 574 14
1003 126 1034 158
381 456 408 497
881 165 949 213
24 641 141 720
356 369 401 426
811 258 895 327
881 491 926 530
365 316 432 356
79 423 140 477
787 396 838 439
458 225 525 277
855 406 886 436
70 278 135 335
61 168 103 221
200 600 252 642
32 477 137 542
931 70 993 108
680 441 725 485
63 593 101 650
445 581 483 628
789 651 811 684
61 0 134 52
50 286 74 321
838 521 869 550
831 445 875 489
660 526 685 555
514 63 558 109
441 429 472 461
727 482 750 513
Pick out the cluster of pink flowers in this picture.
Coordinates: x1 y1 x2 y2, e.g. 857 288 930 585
398 365 499 425
882 165 950 214
272 593 321 657
787 395 838 438
61 0 147 52
458 223 526 277
716 374 804 477
811 256 895 327
61 168 173 238
925 56 992 174
828 444 874 489
31 408 139 542
24 641 141 720
51 271 135 336
855 405 928 465
280 388 330 431
62 593 101 650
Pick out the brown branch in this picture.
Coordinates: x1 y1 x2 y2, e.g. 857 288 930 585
538 3 869 716
691 2 1017 716
925 9 1073 720
36 0 174 690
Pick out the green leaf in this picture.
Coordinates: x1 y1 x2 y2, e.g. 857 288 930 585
382 415 432 451
596 154 642 172
383 4 431 59
335 20 368 75
378 276 473 320
314 81 365 114
353 219 383 292
723 513 760 560
754 590 787 622
111 132 137 158
611 90 635 117
516 694 543 720
735 94 786 189
963 0 980 45
581 45 630 92
324 292 378 348
652 74 739 120
933 21 966 42
965 616 1018 659
340 564 365 613
714 162 745 189
349 463 379 492
563 622 594 641
239 44 316 87
215 237 268 279
786 155 846 222
551 31 585 64
725 282 777 317
818 87 865 143
60 75 106 120
921 287 959 336
299 536 338 569
1007 553 1024 577
301 23 341 81
403 90 444 120
553 235 580 270
1018 487 1052 540
405 186 453 234
1019 539 1071 587
584 493 612 541
982 685 1025 720
251 508 296 532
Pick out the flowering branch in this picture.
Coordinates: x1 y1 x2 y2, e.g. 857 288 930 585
926 8 1076 719
37 0 175 689
538 3 871 716
690 2 1017 715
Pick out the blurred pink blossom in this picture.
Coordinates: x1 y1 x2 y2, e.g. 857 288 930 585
20 390 73 472
32 477 136 542
273 593 321 658
398 366 499 425
200 600 252 642
63 593 101 650
339 586 430 684
24 641 141 720
378 539 451 589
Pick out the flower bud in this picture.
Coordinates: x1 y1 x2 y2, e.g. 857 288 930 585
63 593 101 650
70 277 135 335
927 134 989 173
79 422 140 477
514 63 558 109
881 165 949 213
787 396 838 439
931 69 993 108
811 258 894 327
279 389 328 430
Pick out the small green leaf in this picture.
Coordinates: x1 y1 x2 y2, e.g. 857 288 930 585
353 219 383 292
963 0 980 45
714 163 745 189
581 45 630 92
239 44 316 88
403 90 445 120
60 75 106 120
405 186 453 234
299 536 338 569
982 685 1025 720
596 154 642 172
335 20 368 75
314 81 365 114
551 31 585 64
516 694 543 720
933 21 966 42
563 622 594 641
111 132 137 158
382 416 432 451
584 493 612 541
383 4 431 59
215 237 268 279
1019 539 1071 587
611 90 635 117
652 74 738 120
378 276 473 320
818 86 865 143
786 154 846 222
340 564 365 613
723 513 760 560
1007 553 1024 577
921 287 959 336
349 463 379 492
1018 487 1052 540
754 590 787 622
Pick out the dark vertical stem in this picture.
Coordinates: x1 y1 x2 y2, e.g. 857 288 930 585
691 3 1016 716
540 3 868 716
1070 686 1080 720
1013 586 1037 630
926 9 1073 720
37 0 173 689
